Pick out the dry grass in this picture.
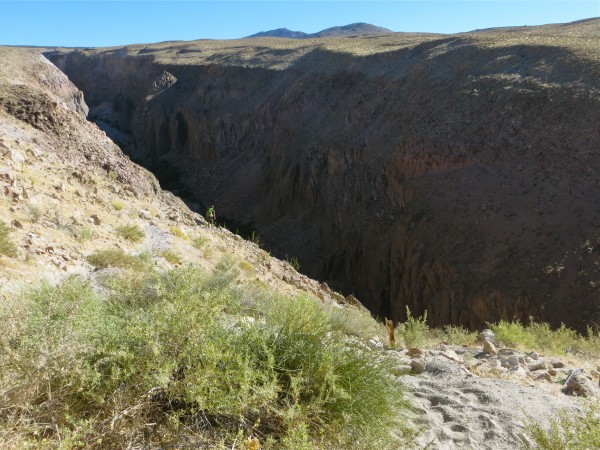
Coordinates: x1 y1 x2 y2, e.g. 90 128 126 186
116 224 145 242
0 221 17 257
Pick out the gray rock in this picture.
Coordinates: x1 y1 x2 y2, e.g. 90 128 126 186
563 369 598 398
501 355 520 368
477 329 497 344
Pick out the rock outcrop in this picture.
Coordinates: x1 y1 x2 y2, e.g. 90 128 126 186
46 18 600 331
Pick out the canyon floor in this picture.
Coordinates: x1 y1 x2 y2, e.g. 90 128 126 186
1 37 599 449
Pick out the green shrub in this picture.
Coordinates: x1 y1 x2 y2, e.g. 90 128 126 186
442 325 477 346
576 326 600 356
25 202 43 222
397 306 429 348
489 320 536 349
0 220 17 257
239 259 255 273
116 224 145 242
111 200 124 211
75 225 93 243
521 404 600 449
489 320 588 355
286 254 301 271
169 226 186 239
0 267 413 449
193 236 207 249
86 248 151 271
527 322 579 355
158 249 182 265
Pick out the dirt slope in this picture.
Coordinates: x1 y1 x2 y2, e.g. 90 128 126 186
0 47 340 308
46 18 600 331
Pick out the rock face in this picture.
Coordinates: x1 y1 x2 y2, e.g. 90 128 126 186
46 18 600 331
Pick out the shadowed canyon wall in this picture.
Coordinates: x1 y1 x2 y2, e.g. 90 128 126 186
47 21 600 330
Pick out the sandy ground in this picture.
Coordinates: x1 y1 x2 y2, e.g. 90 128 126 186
398 346 595 449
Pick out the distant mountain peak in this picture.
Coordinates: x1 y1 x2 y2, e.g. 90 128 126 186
246 23 392 39
246 28 308 39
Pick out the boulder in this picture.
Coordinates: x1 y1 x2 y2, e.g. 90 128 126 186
483 340 497 355
563 369 598 398
410 360 426 374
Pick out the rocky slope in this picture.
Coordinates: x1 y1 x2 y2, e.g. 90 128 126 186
46 18 600 332
0 47 338 307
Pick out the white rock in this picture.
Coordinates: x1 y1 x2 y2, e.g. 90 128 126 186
508 366 528 379
478 329 497 344
139 210 153 220
13 151 25 164
367 338 384 352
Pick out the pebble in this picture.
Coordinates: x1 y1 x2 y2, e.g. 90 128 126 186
411 360 426 374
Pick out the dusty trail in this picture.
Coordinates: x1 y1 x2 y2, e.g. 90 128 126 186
399 348 593 449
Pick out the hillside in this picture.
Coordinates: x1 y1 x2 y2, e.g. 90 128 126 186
46 18 600 333
247 22 392 38
247 28 309 38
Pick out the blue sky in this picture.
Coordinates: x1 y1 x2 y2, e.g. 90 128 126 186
1 1 598 47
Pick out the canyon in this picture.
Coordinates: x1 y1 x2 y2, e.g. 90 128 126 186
47 18 600 331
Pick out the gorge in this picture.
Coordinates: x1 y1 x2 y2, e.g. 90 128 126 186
47 18 600 331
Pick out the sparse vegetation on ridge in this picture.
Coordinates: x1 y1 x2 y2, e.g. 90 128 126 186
0 266 414 449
